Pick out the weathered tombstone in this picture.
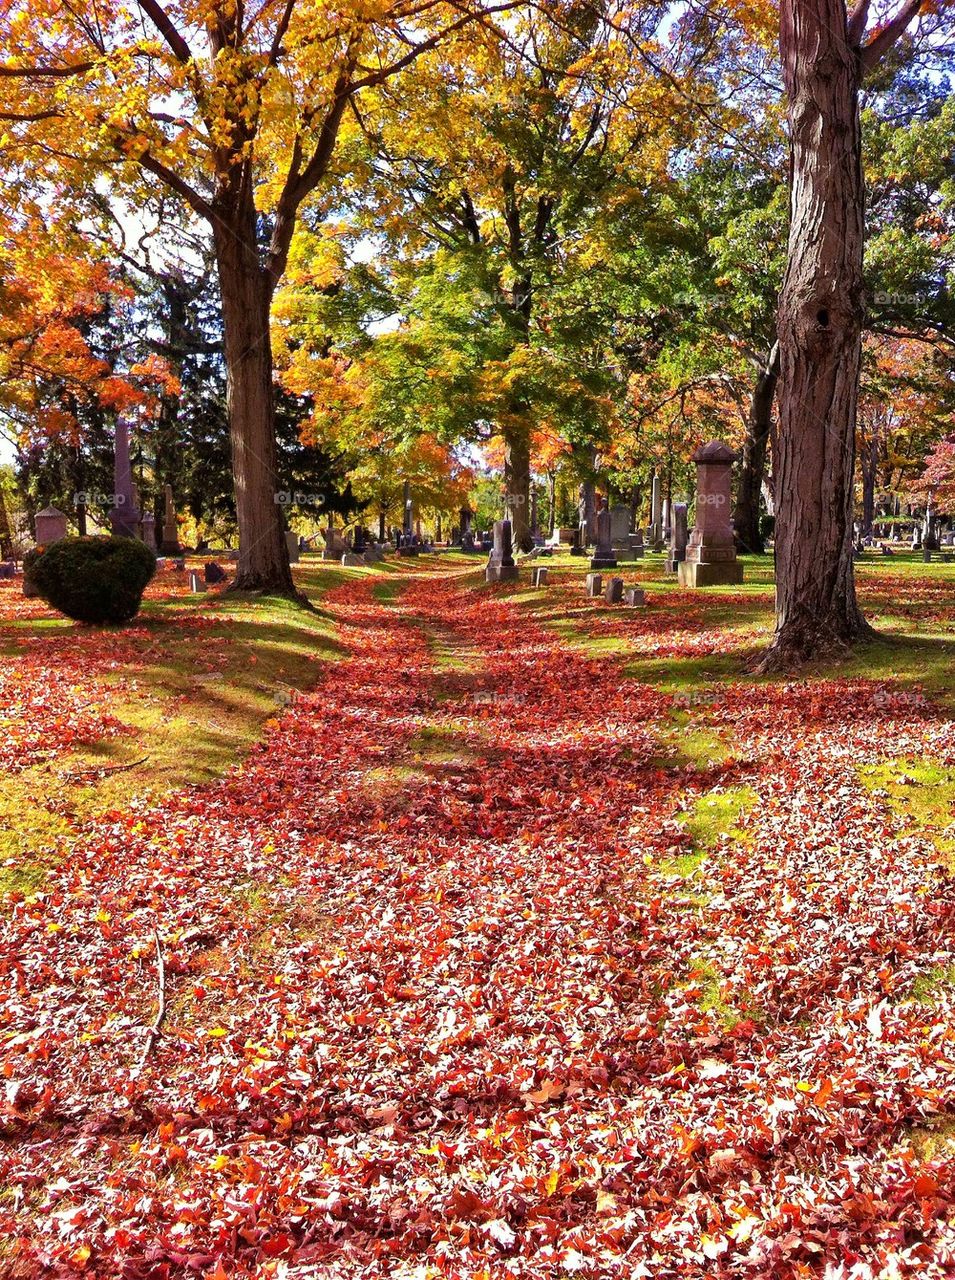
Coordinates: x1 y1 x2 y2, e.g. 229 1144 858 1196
624 586 645 606
188 570 206 593
486 519 519 583
286 531 300 564
140 511 157 550
585 572 602 597
678 442 744 587
110 419 140 538
34 505 68 545
570 522 587 556
204 561 227 584
649 472 664 549
629 528 645 558
590 499 617 569
665 502 689 573
662 497 672 543
161 483 181 553
532 566 549 587
322 523 347 561
604 576 624 604
610 504 631 548
0 561 15 579
341 551 365 566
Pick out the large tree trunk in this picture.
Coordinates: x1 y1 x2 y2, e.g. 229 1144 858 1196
762 0 874 669
213 198 295 596
504 429 533 551
733 344 779 555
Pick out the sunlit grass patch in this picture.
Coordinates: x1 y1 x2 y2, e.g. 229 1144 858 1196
857 756 955 858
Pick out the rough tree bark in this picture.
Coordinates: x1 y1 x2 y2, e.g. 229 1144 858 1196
763 0 922 668
733 343 779 555
213 184 296 596
504 429 533 551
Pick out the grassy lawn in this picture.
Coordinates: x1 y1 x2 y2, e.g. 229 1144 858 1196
0 555 352 898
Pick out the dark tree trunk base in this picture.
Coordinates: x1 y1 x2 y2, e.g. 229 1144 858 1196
754 610 877 672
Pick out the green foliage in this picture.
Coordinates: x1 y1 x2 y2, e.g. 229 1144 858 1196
29 536 157 624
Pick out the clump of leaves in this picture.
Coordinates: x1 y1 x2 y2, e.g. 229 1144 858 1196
29 536 157 625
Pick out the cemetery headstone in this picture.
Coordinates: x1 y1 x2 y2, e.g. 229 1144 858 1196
532 566 549 587
204 561 227 584
188 570 206 593
585 572 603 597
610 504 631 548
570 522 587 556
649 472 664 549
486 519 519 583
34 505 68 545
665 502 689 573
140 511 157 550
161 483 181 553
604 576 624 604
624 586 645 606
678 442 744 587
590 500 617 569
109 419 140 538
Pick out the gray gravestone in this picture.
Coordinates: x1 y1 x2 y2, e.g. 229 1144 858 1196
665 502 689 573
486 519 519 583
604 576 624 604
585 572 602 597
590 500 617 569
624 586 645 606
34 506 68 545
533 566 549 587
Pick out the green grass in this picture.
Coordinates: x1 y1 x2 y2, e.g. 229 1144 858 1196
857 757 955 859
0 561 348 902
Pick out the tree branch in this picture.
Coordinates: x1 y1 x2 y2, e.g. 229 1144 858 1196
136 0 193 63
860 0 924 71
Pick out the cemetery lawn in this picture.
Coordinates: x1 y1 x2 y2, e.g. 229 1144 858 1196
0 559 351 897
2 552 955 1277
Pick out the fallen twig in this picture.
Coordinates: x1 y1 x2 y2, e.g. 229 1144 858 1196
138 928 167 1070
62 755 149 780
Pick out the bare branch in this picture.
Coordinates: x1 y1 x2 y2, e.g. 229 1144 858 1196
136 0 193 64
860 0 924 71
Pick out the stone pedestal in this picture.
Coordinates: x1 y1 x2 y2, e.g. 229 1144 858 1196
678 442 744 588
34 506 68 545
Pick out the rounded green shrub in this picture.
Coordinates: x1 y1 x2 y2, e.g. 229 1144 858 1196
29 536 157 624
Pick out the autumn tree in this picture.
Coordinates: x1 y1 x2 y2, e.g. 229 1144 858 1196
0 0 514 594
332 1 688 549
764 0 945 667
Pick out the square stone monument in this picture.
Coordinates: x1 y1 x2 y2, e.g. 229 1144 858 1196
678 442 744 588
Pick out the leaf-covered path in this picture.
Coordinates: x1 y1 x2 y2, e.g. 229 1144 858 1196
3 569 955 1278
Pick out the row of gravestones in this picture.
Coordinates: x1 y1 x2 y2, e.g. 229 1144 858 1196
488 442 745 589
